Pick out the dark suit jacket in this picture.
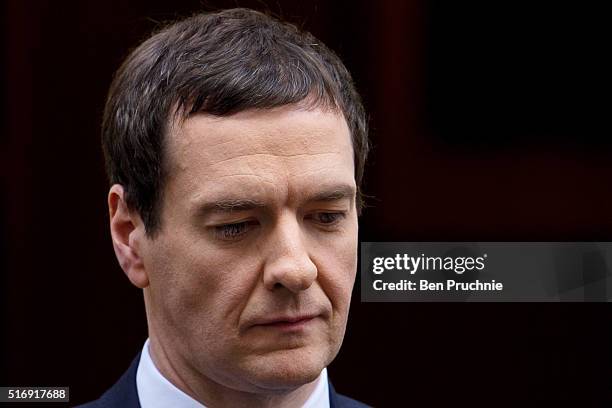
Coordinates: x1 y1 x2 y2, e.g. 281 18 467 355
76 354 369 408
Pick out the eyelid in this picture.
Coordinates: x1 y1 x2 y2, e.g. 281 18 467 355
206 214 257 227
212 219 259 241
308 211 347 226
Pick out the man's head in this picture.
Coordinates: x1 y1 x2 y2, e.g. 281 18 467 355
103 8 368 237
104 8 368 401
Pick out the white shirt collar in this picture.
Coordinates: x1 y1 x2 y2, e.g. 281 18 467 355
136 339 203 408
136 338 330 408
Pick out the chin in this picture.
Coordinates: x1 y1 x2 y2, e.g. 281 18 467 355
241 346 332 392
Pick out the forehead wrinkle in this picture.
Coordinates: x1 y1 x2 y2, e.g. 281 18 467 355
188 152 353 209
286 164 350 179
187 173 284 209
207 151 342 168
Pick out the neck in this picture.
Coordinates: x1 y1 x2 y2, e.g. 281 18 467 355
147 336 321 408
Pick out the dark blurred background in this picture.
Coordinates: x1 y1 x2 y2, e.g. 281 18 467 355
2 0 611 406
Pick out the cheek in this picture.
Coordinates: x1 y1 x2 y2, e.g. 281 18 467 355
313 219 359 311
145 235 260 334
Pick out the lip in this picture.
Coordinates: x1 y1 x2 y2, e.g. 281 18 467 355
250 314 319 331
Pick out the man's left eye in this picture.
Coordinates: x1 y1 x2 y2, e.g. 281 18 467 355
311 212 345 225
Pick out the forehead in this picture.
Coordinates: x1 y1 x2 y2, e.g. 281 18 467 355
164 105 355 206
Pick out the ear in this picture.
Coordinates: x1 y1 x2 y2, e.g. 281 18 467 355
108 184 150 288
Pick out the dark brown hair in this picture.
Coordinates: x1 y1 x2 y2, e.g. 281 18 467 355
102 8 369 236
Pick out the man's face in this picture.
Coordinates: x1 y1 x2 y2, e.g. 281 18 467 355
139 105 358 393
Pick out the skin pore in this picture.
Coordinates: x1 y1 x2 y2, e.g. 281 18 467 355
109 104 358 407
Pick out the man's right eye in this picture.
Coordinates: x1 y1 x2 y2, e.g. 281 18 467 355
214 221 254 241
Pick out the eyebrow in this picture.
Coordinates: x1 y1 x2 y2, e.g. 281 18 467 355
307 185 356 203
195 184 355 217
196 198 267 217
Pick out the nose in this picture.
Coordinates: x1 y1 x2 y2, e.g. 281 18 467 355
263 216 318 293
